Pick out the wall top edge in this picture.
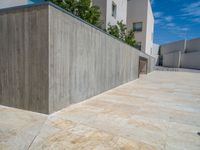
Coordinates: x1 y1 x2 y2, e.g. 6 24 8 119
0 1 153 58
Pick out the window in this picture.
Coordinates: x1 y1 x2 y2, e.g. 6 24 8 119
112 2 117 18
133 22 143 32
135 42 142 50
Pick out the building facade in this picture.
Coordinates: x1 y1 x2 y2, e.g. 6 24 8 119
93 0 154 55
0 0 154 56
92 0 127 29
127 0 154 55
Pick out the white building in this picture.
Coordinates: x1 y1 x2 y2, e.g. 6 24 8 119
92 0 127 28
1 0 155 56
93 0 154 55
127 0 154 55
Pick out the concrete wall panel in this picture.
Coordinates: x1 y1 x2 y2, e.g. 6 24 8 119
186 38 200 52
0 3 155 114
48 5 141 113
0 5 49 113
181 52 200 70
160 40 186 55
163 51 181 68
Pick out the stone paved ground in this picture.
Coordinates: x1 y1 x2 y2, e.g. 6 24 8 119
0 71 200 150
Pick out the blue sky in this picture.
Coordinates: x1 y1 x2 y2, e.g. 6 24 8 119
151 0 200 44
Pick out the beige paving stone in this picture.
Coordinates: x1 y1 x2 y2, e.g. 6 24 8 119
29 115 156 150
0 106 47 150
1 71 200 150
48 71 200 150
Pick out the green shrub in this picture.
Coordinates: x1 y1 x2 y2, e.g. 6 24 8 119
47 0 101 26
107 21 136 47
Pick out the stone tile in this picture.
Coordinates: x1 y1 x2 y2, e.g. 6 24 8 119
165 122 200 150
0 106 47 150
29 115 156 150
1 71 200 150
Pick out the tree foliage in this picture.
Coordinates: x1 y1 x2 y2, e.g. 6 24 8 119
47 1 135 46
47 0 101 26
107 21 136 47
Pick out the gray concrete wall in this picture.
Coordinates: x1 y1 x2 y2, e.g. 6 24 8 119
139 51 155 73
160 40 186 55
160 38 200 70
181 52 200 69
163 51 181 68
48 5 155 113
0 5 49 114
186 38 200 53
0 0 27 9
0 3 155 114
152 43 159 65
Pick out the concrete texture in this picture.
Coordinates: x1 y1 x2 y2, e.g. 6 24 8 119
48 4 154 113
1 71 200 150
160 40 186 55
186 37 200 53
0 4 49 114
0 0 27 9
160 38 200 70
181 52 200 69
163 51 181 68
152 43 159 65
0 3 155 114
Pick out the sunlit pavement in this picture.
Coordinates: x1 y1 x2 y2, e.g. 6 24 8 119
1 71 200 150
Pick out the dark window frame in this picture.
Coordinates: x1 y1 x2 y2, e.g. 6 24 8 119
133 22 143 32
135 42 142 50
112 2 117 18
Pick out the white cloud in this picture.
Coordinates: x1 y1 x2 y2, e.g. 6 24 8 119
180 27 189 31
166 23 175 27
182 1 200 17
154 12 163 18
165 16 173 22
154 13 174 25
181 1 200 23
155 19 161 24
153 5 190 38
192 18 200 23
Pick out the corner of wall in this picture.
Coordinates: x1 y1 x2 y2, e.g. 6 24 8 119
47 4 51 114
